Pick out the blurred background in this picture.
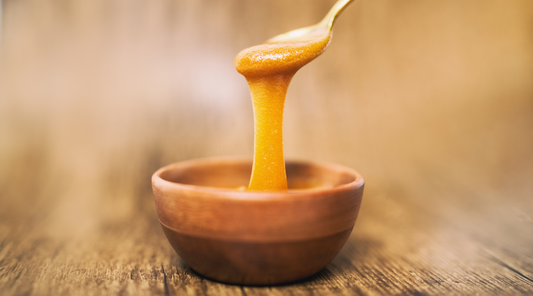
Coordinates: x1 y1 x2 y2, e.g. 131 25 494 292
1 0 532 248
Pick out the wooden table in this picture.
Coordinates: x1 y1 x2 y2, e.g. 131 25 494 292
1 0 533 295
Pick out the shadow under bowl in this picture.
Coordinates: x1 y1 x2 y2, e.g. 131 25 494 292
152 157 364 285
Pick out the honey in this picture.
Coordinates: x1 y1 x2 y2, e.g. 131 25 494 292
235 34 331 191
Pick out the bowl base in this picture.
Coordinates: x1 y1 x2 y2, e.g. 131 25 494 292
161 223 353 285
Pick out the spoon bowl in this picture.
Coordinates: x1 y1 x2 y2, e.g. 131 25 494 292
267 0 354 43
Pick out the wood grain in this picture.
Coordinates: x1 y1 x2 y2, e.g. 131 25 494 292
1 0 533 295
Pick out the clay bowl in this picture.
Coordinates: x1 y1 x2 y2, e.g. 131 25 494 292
151 157 364 285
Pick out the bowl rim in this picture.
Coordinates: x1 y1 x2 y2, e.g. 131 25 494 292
152 156 365 202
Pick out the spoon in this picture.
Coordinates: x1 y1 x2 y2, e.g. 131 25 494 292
267 0 355 43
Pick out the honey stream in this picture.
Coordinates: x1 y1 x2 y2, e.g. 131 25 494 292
234 34 331 191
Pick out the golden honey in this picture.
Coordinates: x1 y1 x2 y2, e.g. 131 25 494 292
235 34 330 191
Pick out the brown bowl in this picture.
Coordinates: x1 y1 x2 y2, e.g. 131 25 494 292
151 156 364 285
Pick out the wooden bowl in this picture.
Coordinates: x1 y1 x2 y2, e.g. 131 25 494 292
151 157 364 285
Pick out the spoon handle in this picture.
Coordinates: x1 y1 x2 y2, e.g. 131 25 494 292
323 0 355 29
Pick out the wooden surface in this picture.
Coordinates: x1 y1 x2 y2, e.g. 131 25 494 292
1 0 533 295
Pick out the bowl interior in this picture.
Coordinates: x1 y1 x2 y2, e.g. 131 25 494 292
158 159 358 190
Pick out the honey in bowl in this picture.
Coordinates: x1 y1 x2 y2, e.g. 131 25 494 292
235 34 331 191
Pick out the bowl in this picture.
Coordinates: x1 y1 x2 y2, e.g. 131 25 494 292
151 156 364 285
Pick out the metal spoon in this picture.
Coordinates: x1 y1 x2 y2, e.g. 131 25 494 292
267 0 355 43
